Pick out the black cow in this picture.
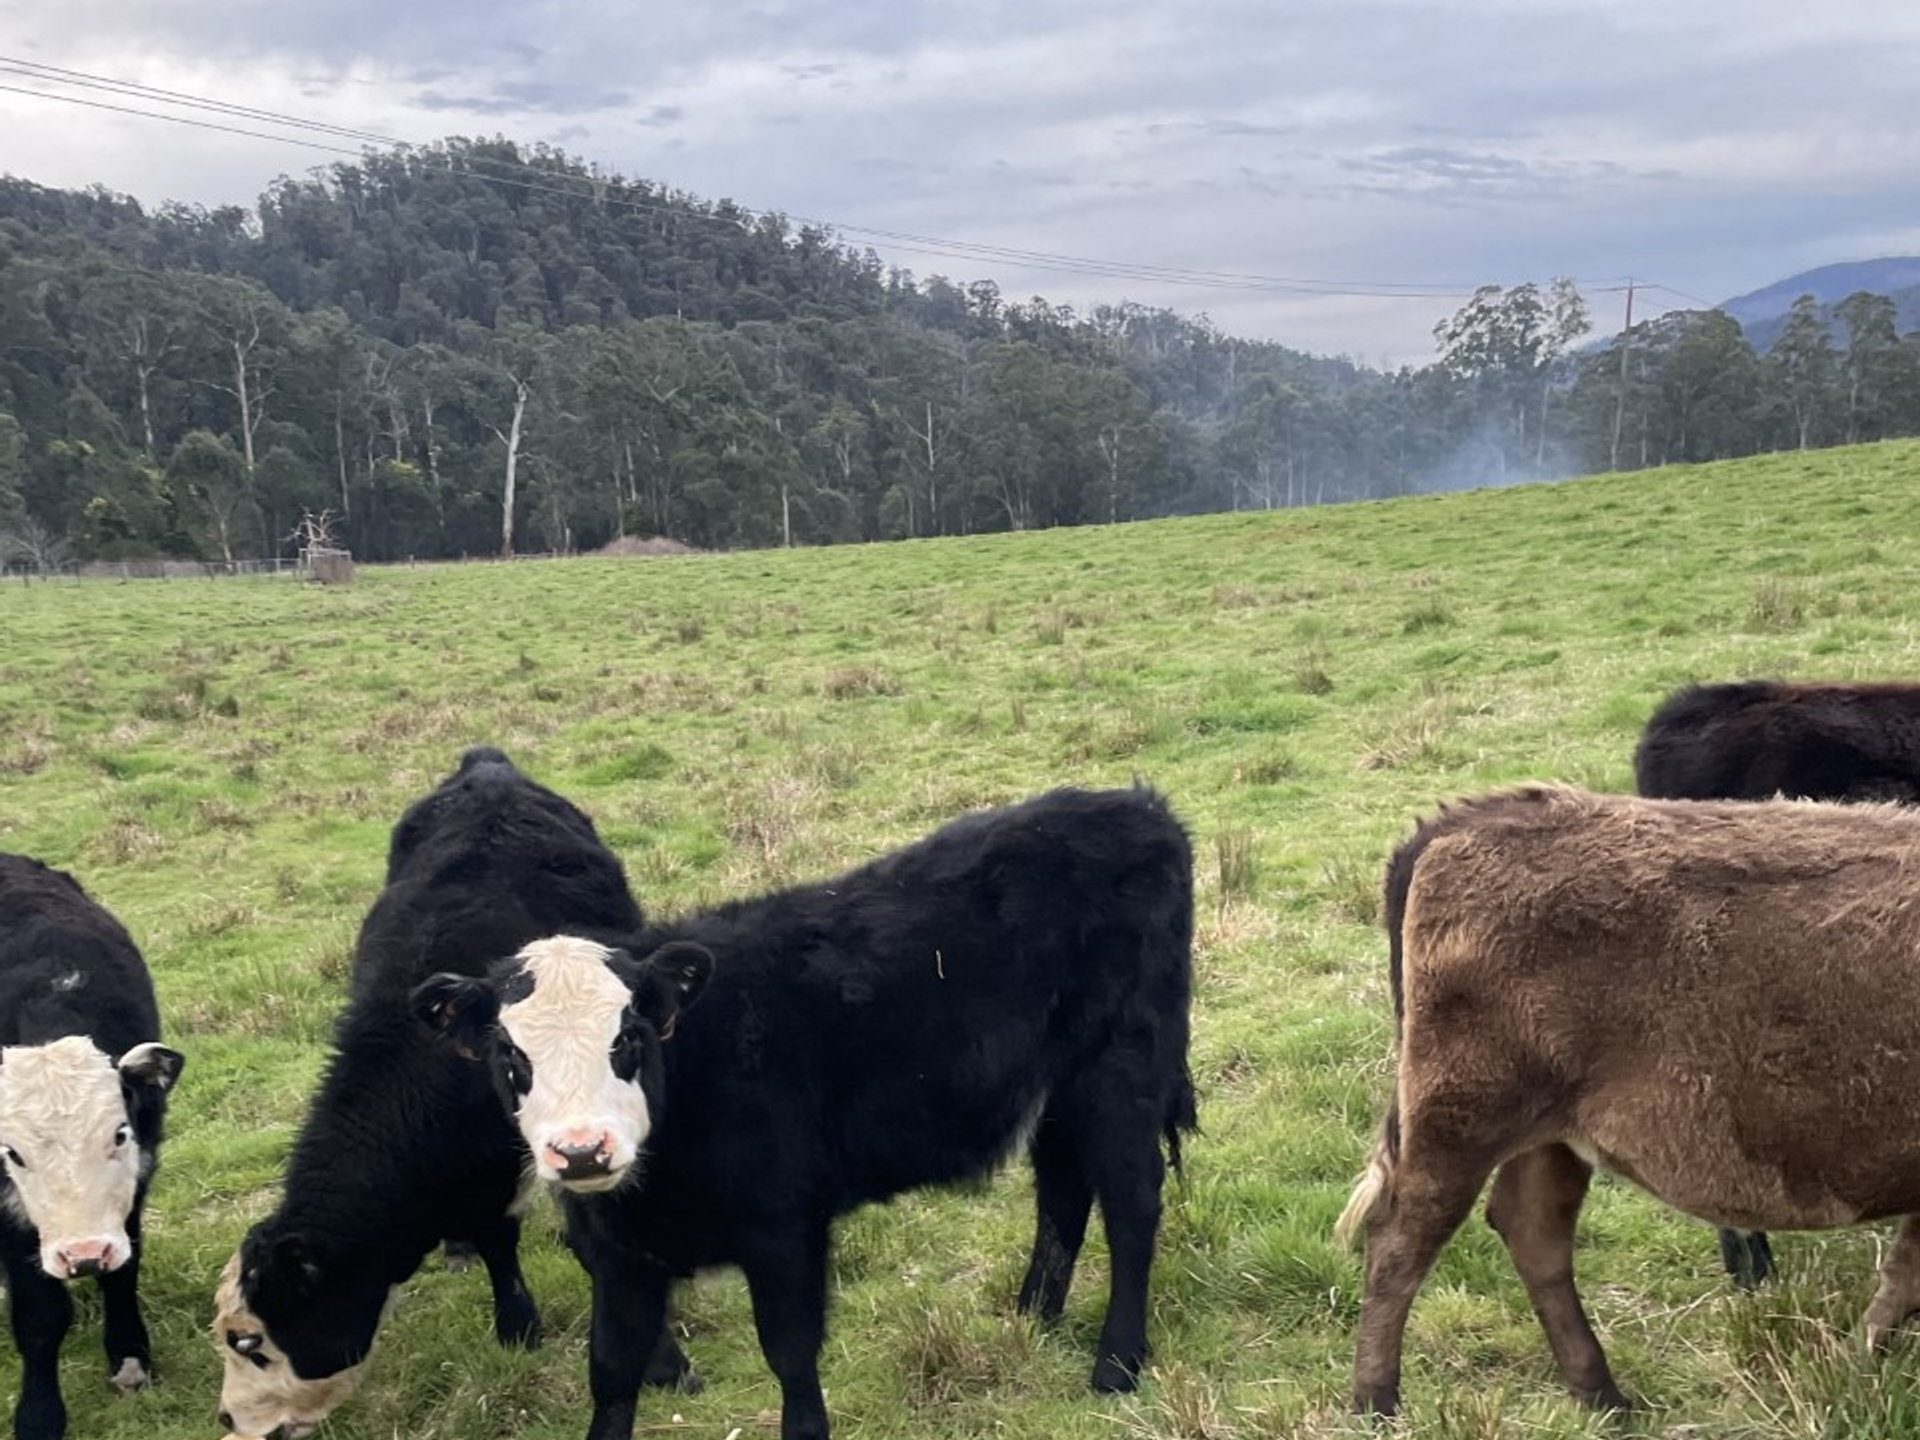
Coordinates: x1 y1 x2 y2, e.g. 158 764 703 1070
1636 679 1920 1287
0 854 184 1440
213 748 692 1439
416 784 1198 1440
1635 680 1920 805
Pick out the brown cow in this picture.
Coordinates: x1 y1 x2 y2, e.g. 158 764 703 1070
1338 785 1920 1419
1636 679 1920 1286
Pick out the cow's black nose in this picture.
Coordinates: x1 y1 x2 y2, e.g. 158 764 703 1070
67 1256 103 1279
217 1409 233 1429
551 1139 612 1180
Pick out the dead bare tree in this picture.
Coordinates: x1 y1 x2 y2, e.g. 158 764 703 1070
0 518 71 581
288 508 341 552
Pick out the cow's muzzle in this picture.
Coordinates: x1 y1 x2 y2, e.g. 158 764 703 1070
545 1133 614 1182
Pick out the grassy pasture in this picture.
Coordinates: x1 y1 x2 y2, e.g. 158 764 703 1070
6 440 1920 1439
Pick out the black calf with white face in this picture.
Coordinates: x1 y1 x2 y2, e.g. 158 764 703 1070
418 786 1196 1440
215 749 659 1438
0 853 183 1440
414 938 712 1192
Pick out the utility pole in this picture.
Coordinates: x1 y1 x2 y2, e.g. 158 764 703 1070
1608 279 1636 473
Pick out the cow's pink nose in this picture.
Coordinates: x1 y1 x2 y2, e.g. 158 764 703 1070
56 1239 116 1277
544 1131 613 1180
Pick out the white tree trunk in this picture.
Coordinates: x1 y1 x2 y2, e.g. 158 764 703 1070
495 375 530 557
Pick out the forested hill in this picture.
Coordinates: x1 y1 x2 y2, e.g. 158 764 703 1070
2 136 1917 567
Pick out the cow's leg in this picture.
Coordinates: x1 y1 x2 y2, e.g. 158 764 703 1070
1016 1106 1094 1323
4 1245 73 1440
1351 1143 1494 1418
470 1215 541 1349
738 1222 833 1440
1864 1215 1920 1350
1484 1143 1632 1410
94 1206 153 1393
639 1296 701 1394
1080 1077 1171 1394
581 1251 671 1440
1717 1228 1774 1290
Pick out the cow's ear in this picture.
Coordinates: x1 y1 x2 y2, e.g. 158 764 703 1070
118 1042 185 1093
410 973 498 1059
631 942 713 1040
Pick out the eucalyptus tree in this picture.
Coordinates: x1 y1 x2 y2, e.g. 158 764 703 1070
1835 291 1920 443
1433 278 1590 476
165 429 256 567
1653 310 1762 464
1764 295 1841 450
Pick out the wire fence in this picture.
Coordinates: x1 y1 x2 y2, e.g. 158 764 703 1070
0 548 585 584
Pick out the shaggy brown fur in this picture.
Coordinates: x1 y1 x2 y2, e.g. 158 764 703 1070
1635 680 1920 1285
1339 785 1920 1419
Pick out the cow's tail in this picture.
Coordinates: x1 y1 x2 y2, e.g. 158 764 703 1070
1334 817 1428 1250
1334 1103 1400 1249
1163 1066 1199 1177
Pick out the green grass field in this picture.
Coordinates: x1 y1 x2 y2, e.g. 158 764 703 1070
7 440 1920 1439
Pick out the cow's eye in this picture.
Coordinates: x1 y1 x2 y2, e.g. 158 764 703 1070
246 1350 270 1370
610 1023 649 1080
503 1043 532 1097
113 1124 131 1149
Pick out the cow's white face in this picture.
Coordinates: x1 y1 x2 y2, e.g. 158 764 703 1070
213 1252 371 1440
413 936 712 1194
501 937 654 1190
0 1035 182 1278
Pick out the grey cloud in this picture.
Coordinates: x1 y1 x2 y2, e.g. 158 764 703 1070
413 82 637 117
11 0 1920 362
1142 117 1302 143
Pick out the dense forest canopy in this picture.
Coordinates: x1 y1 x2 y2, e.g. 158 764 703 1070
2 136 1917 566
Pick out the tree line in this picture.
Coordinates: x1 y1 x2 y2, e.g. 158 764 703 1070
1 137 1916 566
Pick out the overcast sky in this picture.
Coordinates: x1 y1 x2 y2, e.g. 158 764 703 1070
6 0 1919 364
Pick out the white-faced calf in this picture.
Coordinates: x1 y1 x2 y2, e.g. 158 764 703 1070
417 785 1197 1440
1341 786 1920 1419
214 748 692 1440
0 854 183 1440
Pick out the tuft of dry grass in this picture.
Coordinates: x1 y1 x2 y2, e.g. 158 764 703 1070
822 665 903 699
1749 577 1803 631
1214 829 1258 908
897 1304 1043 1410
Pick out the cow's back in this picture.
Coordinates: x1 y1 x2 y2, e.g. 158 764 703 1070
1636 680 1920 802
632 786 1193 1225
350 752 643 1004
0 854 159 1054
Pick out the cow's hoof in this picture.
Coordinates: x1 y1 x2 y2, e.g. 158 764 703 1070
1351 1385 1400 1420
110 1356 150 1394
1090 1354 1142 1394
1576 1383 1637 1414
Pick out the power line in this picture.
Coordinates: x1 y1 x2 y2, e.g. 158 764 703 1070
0 81 362 157
0 55 1679 308
0 58 396 146
1640 282 1718 310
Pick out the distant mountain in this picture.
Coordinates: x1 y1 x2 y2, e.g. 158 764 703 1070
1721 258 1920 350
